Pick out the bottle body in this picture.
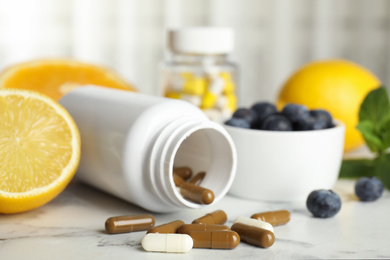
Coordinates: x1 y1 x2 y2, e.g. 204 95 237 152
59 86 236 212
160 27 238 123
161 54 238 122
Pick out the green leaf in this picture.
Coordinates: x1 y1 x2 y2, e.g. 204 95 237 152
356 121 382 153
339 158 375 178
359 86 390 126
374 154 390 190
357 86 390 154
378 118 390 151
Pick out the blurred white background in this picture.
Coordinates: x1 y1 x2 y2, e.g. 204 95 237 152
0 0 389 106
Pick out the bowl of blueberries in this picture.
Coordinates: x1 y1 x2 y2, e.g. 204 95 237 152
224 102 345 201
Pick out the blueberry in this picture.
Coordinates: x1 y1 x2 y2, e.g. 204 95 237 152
232 108 257 126
294 116 328 131
355 177 384 201
306 189 341 218
250 102 278 129
310 109 333 128
281 103 310 123
225 118 251 129
260 114 292 131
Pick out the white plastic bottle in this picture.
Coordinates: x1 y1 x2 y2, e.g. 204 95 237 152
59 86 237 212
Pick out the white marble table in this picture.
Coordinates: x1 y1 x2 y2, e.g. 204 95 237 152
1 179 389 259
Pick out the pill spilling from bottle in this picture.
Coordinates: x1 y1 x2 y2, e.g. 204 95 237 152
173 166 215 205
104 209 291 253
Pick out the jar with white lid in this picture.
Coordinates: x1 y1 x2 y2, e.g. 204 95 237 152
59 86 237 212
160 27 238 123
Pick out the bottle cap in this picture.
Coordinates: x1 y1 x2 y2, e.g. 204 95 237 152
168 27 234 54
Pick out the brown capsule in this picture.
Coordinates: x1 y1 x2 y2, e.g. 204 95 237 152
173 173 185 187
180 182 214 205
192 210 227 225
251 210 291 226
188 230 240 249
189 171 206 185
147 220 185 234
105 214 155 234
173 166 192 180
177 224 230 234
231 222 275 248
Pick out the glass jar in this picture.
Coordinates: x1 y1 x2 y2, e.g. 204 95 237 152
160 27 238 123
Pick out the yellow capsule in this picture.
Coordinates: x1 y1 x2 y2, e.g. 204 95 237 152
180 72 194 79
219 72 232 80
225 93 237 111
182 78 207 96
223 82 235 94
201 91 218 109
165 91 181 99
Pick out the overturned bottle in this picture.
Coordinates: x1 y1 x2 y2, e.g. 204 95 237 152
59 86 236 212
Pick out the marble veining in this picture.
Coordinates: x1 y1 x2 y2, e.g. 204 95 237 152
1 179 390 259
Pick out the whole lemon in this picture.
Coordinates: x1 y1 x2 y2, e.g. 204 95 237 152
277 59 380 151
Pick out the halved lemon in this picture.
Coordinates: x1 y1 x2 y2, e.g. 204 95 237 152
0 89 80 214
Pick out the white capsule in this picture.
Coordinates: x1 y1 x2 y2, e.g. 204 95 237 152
142 233 193 253
233 216 274 233
208 77 225 95
202 108 222 122
181 94 202 106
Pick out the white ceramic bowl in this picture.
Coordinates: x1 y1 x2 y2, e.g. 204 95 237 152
224 122 345 201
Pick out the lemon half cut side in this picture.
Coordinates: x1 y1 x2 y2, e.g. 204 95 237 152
0 89 80 214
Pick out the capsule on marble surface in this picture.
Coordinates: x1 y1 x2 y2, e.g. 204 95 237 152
233 216 274 233
179 182 214 204
105 214 155 234
251 210 291 226
142 233 193 253
177 224 230 234
173 166 193 180
147 220 185 234
189 171 206 185
188 230 240 249
231 222 275 248
192 210 227 225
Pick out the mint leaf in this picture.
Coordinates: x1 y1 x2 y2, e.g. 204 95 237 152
359 86 390 126
374 154 390 190
357 86 390 154
339 159 375 178
340 154 390 190
356 121 382 153
378 118 390 150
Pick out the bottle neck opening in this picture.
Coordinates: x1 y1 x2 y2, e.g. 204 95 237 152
149 118 236 210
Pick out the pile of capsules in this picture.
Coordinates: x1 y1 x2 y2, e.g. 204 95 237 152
173 166 214 205
105 209 290 253
164 71 237 122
